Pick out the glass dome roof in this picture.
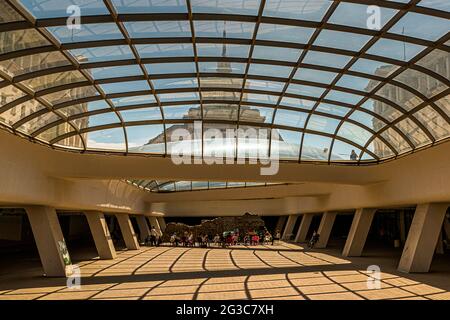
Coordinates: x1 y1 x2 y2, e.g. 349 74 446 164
0 0 449 164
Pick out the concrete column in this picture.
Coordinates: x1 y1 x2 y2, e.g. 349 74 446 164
136 215 151 243
275 216 287 234
85 212 116 259
315 212 337 248
157 217 166 233
115 214 139 250
25 206 72 277
342 208 376 257
398 203 448 273
282 215 298 240
295 214 313 242
147 216 162 236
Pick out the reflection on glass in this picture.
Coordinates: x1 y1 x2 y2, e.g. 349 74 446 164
69 46 134 63
414 106 450 140
314 30 370 51
124 21 191 38
307 115 340 134
395 69 446 98
0 52 70 77
395 118 431 147
301 134 332 160
337 122 372 147
380 127 411 154
331 140 362 161
252 46 301 62
195 21 255 39
120 107 162 122
390 12 450 41
127 124 165 153
48 23 123 43
257 24 314 44
163 104 201 119
271 129 301 160
86 127 126 151
136 43 194 58
274 109 307 128
367 39 425 62
263 0 331 21
294 68 337 84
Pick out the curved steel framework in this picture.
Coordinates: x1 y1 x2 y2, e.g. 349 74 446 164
0 0 449 164
126 179 286 193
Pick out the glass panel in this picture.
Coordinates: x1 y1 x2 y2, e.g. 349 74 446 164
112 0 187 13
77 112 120 128
0 1 24 23
152 77 197 90
36 122 76 143
245 79 284 93
100 80 149 94
336 75 379 93
380 127 412 154
316 103 350 117
166 122 201 157
271 129 301 160
349 110 386 131
42 86 98 105
127 124 165 153
16 111 60 135
194 21 255 39
273 109 307 128
337 122 372 146
434 95 450 117
58 100 110 117
0 29 50 55
416 49 450 80
86 128 126 151
286 84 325 98
202 91 240 101
0 101 45 127
375 84 423 111
280 97 316 110
414 106 450 140
390 13 450 41
203 104 238 121
237 126 270 159
191 181 208 190
163 104 201 119
146 62 196 74
21 70 86 92
325 90 364 105
69 46 134 63
367 39 425 62
201 77 243 89
418 0 450 12
252 46 301 62
248 64 292 78
303 51 352 69
331 140 363 161
0 85 27 109
301 134 332 160
329 2 397 30
350 58 400 76
191 0 260 15
203 123 236 158
365 137 396 159
306 115 340 134
294 68 337 84
54 135 84 150
111 94 156 107
361 99 403 122
20 0 109 18
136 43 193 58
159 91 199 102
239 105 273 123
124 21 191 38
243 93 278 105
395 118 431 147
314 30 370 51
395 69 446 98
175 181 191 191
263 0 331 21
209 182 227 189
257 24 314 43
48 23 123 43
199 62 246 74
0 52 70 77
120 107 162 122
197 43 250 58
90 65 143 80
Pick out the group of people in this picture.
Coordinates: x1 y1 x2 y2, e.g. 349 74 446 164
144 226 162 246
168 229 283 247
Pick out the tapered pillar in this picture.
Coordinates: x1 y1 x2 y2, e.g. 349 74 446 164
315 212 337 248
295 214 313 242
282 215 298 240
342 208 376 257
398 203 448 273
157 217 166 233
147 216 162 236
275 216 287 234
115 214 139 250
25 206 72 277
85 212 116 259
136 215 151 242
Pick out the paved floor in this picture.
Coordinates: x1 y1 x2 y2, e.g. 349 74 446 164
0 242 449 300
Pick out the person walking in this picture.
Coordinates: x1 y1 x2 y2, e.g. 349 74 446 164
150 226 158 246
